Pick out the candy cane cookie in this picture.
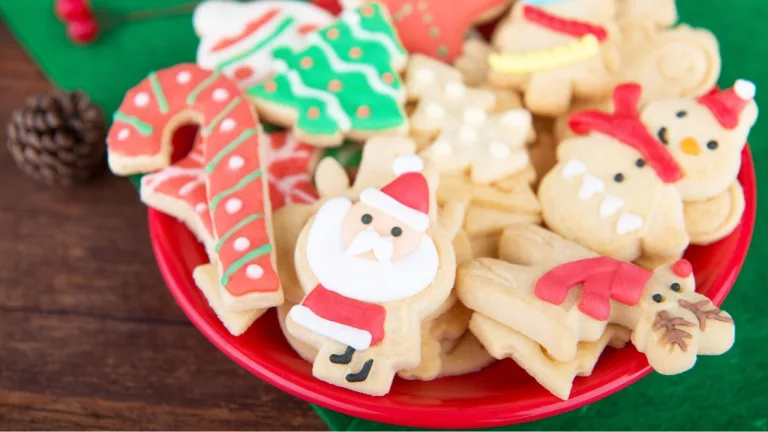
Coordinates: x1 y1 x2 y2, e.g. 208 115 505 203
107 64 281 312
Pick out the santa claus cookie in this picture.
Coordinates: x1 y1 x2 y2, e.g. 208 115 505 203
286 155 456 395
248 2 409 147
641 81 758 244
538 84 689 265
194 0 334 89
458 224 736 399
488 0 620 116
107 64 282 315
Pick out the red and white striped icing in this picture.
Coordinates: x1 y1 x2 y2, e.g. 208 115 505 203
264 131 318 208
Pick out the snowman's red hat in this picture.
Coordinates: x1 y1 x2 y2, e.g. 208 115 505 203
697 80 756 130
360 155 430 232
568 83 683 183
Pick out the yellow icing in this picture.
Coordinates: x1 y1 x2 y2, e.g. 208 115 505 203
489 34 600 74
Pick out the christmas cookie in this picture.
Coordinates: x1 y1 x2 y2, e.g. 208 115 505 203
455 38 493 87
458 224 736 398
194 0 334 89
107 64 281 312
437 332 496 378
286 155 456 395
377 0 510 62
616 0 678 28
488 0 620 116
248 2 409 147
538 84 689 264
264 131 319 208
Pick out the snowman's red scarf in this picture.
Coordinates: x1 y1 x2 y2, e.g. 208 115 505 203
568 83 683 183
301 284 386 346
523 5 608 42
535 257 652 321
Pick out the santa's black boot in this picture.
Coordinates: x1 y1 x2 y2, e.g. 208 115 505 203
329 346 355 364
346 359 374 383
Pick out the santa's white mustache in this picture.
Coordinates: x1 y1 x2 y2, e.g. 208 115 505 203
345 227 394 263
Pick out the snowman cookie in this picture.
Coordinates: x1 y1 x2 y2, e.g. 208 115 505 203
538 84 689 265
641 80 758 244
194 0 334 89
488 0 620 116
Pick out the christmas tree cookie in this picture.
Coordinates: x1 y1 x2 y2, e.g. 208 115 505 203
248 2 409 147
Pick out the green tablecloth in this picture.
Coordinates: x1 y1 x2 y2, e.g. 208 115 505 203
2 0 765 429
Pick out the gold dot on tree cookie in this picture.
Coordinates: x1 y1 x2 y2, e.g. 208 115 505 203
382 72 394 84
326 28 339 40
328 80 343 92
264 81 277 93
300 57 313 69
361 5 374 16
308 107 321 119
356 105 371 118
349 47 363 59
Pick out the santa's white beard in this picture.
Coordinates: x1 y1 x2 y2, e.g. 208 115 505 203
305 197 440 303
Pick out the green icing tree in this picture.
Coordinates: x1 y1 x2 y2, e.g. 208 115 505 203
248 3 408 139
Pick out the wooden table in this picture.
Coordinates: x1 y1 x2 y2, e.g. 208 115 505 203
0 23 326 431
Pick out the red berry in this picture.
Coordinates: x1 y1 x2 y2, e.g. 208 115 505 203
55 0 92 22
67 18 99 45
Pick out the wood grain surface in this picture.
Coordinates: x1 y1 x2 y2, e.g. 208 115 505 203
0 23 326 431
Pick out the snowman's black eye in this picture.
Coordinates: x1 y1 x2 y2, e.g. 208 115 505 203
614 173 624 183
676 111 687 118
652 293 664 303
361 214 373 224
670 282 681 292
707 140 719 150
636 159 646 168
658 127 669 145
391 226 403 237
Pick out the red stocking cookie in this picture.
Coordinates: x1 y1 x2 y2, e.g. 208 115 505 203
107 64 281 311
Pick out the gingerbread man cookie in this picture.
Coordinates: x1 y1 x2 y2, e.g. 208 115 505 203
286 155 456 395
194 0 334 88
488 0 620 116
248 2 409 147
538 84 689 265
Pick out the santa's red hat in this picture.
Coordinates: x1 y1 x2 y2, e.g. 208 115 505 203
568 83 683 184
360 155 430 232
697 79 756 130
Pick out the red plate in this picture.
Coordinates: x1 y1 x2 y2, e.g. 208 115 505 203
149 147 756 429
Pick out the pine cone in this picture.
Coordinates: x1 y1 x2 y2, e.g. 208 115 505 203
5 89 107 186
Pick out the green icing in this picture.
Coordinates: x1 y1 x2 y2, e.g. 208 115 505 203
220 243 273 286
248 4 406 138
205 127 257 174
203 96 241 136
216 16 295 71
113 112 153 136
210 169 263 212
215 213 264 253
187 70 220 105
323 141 363 168
148 72 168 114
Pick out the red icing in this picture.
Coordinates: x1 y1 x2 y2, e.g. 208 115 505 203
379 172 430 215
523 5 608 42
534 257 653 321
672 259 693 278
297 23 320 34
264 131 318 209
378 0 508 61
210 8 280 53
108 64 278 298
568 84 683 184
698 86 752 130
233 65 255 81
302 284 386 346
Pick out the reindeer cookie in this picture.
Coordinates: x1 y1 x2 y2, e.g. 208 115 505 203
641 81 758 244
538 84 689 264
488 0 620 116
458 224 736 398
286 155 456 395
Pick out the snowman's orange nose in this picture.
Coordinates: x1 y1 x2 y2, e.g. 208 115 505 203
681 137 701 156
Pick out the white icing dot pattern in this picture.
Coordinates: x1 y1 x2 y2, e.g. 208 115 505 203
463 108 486 125
445 82 467 99
246 264 264 279
212 88 230 102
488 141 511 158
228 155 245 170
225 198 243 214
195 203 208 213
134 92 150 107
220 118 236 132
425 103 446 119
233 237 250 252
176 71 192 84
117 129 130 141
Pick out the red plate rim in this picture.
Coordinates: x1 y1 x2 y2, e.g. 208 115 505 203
149 146 756 429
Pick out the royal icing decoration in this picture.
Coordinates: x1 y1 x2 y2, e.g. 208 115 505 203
380 0 509 61
248 3 409 144
264 131 318 208
535 257 652 320
194 0 334 89
107 64 279 301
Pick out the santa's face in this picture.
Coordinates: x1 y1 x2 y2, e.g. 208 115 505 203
304 197 440 303
641 98 755 200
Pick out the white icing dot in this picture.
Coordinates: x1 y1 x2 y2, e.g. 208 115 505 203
220 118 236 132
117 129 130 141
233 237 250 251
195 203 207 213
246 264 264 279
501 109 532 127
176 71 192 84
212 88 230 102
488 141 511 158
225 198 243 214
228 155 245 170
463 108 486 125
431 139 453 156
415 68 436 82
425 103 446 119
445 82 467 99
134 92 150 107
459 125 478 142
